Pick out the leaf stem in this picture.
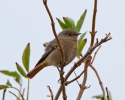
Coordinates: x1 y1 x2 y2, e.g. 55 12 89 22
26 78 30 100
18 83 22 100
9 91 20 100
11 87 24 100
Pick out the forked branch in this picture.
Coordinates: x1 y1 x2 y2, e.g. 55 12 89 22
47 86 54 100
54 33 112 100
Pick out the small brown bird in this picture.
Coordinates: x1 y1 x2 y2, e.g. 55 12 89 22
27 28 80 79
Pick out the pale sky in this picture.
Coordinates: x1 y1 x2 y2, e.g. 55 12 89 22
0 0 125 100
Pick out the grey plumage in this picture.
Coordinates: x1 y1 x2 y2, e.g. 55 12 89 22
27 28 80 79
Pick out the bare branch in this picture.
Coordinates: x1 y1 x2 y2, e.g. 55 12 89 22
65 68 86 86
89 64 106 100
76 59 90 100
90 0 97 46
43 0 66 99
43 0 65 67
74 71 81 86
106 87 110 100
47 86 54 100
54 34 112 100
91 45 101 64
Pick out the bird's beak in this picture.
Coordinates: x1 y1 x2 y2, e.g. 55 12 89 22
77 33 81 35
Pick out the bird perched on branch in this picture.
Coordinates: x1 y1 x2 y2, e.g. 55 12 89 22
27 28 80 79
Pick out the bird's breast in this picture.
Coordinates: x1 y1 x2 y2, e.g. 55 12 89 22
61 39 77 66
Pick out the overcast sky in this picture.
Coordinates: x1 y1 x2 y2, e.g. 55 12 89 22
0 0 125 100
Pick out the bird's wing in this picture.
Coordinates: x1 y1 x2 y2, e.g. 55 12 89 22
35 43 58 67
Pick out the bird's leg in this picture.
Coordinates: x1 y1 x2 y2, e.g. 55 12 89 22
56 66 61 72
57 65 65 83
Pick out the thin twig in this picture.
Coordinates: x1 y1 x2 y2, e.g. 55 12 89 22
73 71 81 86
54 34 112 100
18 83 22 100
91 45 101 64
43 0 66 100
2 89 6 100
89 64 106 100
59 67 67 100
9 91 20 100
43 0 65 67
11 87 25 100
106 87 109 100
65 65 88 86
76 59 90 100
90 0 97 46
47 86 54 100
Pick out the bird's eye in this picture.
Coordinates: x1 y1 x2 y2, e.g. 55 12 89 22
67 33 72 36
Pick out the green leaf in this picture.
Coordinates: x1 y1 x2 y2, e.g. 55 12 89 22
22 43 30 72
78 32 87 43
0 70 21 85
6 80 12 87
56 18 68 30
76 10 87 32
0 70 19 78
77 39 87 56
0 85 9 90
14 78 21 85
93 92 112 100
63 17 76 30
16 63 27 78
92 94 103 99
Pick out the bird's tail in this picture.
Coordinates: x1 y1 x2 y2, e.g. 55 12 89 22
27 61 47 79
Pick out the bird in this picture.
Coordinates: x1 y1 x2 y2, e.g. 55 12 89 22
27 28 80 79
